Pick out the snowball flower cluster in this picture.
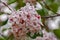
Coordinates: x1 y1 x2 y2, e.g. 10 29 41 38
8 3 43 40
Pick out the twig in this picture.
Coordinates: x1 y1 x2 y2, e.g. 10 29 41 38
0 1 12 11
42 0 57 14
41 14 60 18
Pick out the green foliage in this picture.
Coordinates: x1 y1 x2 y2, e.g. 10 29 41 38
2 28 7 32
8 0 25 10
0 12 8 26
27 32 37 39
15 3 25 10
0 19 8 26
45 0 54 4
37 9 45 16
0 12 4 15
27 32 43 39
37 0 41 2
49 2 59 13
15 0 25 10
0 36 10 40
0 37 5 40
36 8 48 16
53 29 60 38
45 0 59 13
8 0 16 4
56 0 60 6
0 34 14 40
6 34 14 40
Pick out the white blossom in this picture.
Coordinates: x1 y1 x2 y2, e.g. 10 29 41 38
8 3 43 40
35 2 42 10
3 30 12 37
0 14 8 22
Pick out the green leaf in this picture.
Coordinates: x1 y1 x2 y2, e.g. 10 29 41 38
0 37 5 40
44 0 59 13
36 8 48 16
45 0 55 5
37 32 43 37
15 0 25 10
53 29 60 38
37 9 45 16
53 0 60 6
6 34 14 40
49 2 59 13
0 12 4 15
2 28 7 32
8 0 16 4
27 32 37 39
27 32 43 39
15 3 25 10
0 19 8 26
0 12 8 26
37 0 41 2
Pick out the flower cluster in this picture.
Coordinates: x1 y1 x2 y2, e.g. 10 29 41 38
8 3 43 40
35 29 57 40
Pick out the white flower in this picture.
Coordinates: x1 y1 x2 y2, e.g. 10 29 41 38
47 19 59 30
35 2 42 10
0 14 8 22
3 30 12 37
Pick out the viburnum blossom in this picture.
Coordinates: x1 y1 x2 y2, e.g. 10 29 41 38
8 3 43 40
35 29 57 40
